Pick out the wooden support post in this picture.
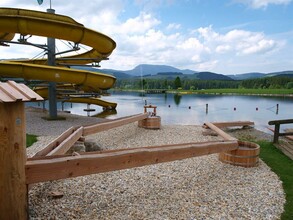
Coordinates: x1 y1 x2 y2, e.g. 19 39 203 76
0 102 28 220
273 124 280 143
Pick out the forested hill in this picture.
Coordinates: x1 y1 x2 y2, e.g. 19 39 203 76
194 72 233 80
73 65 292 80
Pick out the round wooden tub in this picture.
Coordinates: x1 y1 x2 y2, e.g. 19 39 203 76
219 140 260 168
138 116 161 129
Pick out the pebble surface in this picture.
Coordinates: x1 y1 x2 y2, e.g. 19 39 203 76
26 107 285 219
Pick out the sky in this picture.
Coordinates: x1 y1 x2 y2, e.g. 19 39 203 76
1 0 293 74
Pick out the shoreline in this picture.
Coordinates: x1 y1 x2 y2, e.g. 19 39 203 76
113 89 293 97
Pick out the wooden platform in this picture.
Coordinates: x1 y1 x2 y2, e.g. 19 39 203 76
276 139 293 160
267 127 293 160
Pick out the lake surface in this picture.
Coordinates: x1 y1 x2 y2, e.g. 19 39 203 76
28 91 293 132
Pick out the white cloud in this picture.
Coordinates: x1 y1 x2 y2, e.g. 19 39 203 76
120 12 160 34
166 23 181 30
193 26 280 56
99 22 283 72
196 60 219 71
234 0 292 9
216 45 232 53
0 0 290 74
241 39 276 54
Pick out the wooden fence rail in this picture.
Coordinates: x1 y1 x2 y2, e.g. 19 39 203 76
268 119 293 143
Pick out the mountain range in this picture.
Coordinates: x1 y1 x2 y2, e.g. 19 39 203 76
75 64 293 81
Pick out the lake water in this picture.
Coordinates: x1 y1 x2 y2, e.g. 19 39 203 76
28 91 293 132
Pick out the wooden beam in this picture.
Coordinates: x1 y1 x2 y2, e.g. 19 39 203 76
25 140 238 184
203 121 254 128
268 119 293 125
27 140 228 161
47 126 84 156
268 127 293 141
33 113 149 157
284 129 293 141
0 102 28 219
33 126 76 157
83 113 148 136
204 122 237 141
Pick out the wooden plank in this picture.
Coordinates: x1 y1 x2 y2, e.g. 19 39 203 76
278 132 293 136
0 81 43 102
25 140 238 184
33 126 75 157
83 113 148 136
15 83 43 101
47 126 84 156
27 140 229 161
0 89 14 102
268 127 293 141
0 83 29 101
284 129 293 141
0 102 28 219
268 119 293 125
204 122 237 141
203 121 254 128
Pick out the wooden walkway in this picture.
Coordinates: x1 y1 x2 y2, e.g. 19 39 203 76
267 125 293 160
276 138 293 160
276 129 293 160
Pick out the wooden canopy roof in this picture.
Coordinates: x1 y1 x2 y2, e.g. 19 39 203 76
0 80 43 103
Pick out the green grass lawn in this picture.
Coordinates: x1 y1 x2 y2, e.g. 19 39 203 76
26 134 37 148
258 141 293 220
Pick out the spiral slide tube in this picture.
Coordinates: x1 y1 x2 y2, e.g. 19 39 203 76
0 8 117 109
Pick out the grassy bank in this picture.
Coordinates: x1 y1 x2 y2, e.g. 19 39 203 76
114 88 293 96
177 88 293 95
258 141 293 220
26 134 37 148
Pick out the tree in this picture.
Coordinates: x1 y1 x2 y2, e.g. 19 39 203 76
286 82 293 89
174 76 182 89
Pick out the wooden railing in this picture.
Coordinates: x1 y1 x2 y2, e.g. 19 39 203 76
268 119 293 143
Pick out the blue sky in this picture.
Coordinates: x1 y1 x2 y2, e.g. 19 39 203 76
1 0 292 74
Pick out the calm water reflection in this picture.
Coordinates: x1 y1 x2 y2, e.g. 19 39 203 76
29 91 293 132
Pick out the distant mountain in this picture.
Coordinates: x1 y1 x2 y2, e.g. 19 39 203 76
266 71 293 77
73 65 292 81
121 64 197 76
195 72 233 80
141 72 192 80
73 66 133 79
227 72 265 80
157 72 183 76
229 71 293 80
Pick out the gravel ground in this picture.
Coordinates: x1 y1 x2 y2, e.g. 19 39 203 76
26 107 285 219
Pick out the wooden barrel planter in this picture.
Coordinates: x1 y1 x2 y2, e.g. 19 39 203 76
138 116 161 129
219 140 260 168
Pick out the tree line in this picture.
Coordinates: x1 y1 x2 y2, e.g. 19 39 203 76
114 76 293 90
